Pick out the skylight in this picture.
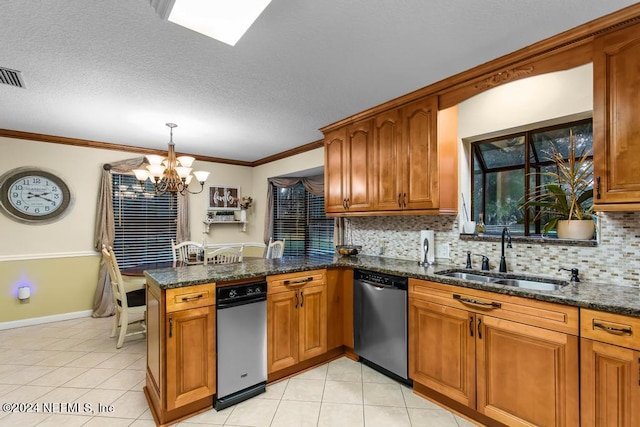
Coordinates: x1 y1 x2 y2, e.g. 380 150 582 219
167 0 271 46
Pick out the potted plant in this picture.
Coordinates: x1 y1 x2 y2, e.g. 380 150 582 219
525 130 595 240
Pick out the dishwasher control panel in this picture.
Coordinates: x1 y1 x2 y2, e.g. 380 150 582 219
354 269 408 290
217 281 267 304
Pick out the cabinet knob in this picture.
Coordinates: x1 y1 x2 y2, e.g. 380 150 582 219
596 176 601 199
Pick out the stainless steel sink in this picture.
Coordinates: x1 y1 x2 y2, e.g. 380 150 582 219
491 278 566 291
437 271 497 283
436 270 567 291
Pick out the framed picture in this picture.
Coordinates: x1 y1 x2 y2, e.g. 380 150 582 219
208 185 240 210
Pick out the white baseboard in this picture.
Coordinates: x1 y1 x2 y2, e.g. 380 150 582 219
0 310 94 330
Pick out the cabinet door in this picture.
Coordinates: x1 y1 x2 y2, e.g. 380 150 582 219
476 315 579 427
346 119 374 211
267 291 299 373
324 127 348 213
581 338 640 427
298 285 328 361
402 96 439 210
165 306 216 411
593 23 640 206
374 109 403 211
408 298 476 407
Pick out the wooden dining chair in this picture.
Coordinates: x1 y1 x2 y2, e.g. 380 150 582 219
204 245 244 265
265 238 285 259
102 245 147 349
171 239 204 264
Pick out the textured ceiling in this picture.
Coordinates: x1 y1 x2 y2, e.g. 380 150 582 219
1 0 637 162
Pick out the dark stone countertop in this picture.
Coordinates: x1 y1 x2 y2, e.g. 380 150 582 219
144 254 640 318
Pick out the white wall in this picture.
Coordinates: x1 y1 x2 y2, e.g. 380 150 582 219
457 63 593 227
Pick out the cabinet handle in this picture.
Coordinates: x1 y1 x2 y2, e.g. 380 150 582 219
453 294 501 309
403 193 407 207
295 292 299 309
181 294 203 302
593 321 632 336
285 277 313 286
469 316 474 337
345 197 350 209
596 176 601 199
300 291 304 307
169 317 173 338
398 193 402 208
477 317 483 339
343 198 347 209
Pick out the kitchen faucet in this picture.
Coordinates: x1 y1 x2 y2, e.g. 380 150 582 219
499 227 512 273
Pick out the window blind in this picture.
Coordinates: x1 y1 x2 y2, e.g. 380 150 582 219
112 174 177 269
272 183 334 257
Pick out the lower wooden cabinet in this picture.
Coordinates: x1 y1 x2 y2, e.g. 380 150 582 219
165 305 216 410
267 270 327 374
409 279 579 427
580 309 640 427
145 282 216 425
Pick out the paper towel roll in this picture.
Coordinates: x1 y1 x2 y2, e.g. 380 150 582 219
419 230 435 265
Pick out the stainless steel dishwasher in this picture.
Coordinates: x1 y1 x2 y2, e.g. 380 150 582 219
354 269 410 383
215 280 267 410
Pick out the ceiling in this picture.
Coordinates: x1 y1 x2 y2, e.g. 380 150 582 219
1 1 637 163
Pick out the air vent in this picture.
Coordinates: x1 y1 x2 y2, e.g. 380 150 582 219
0 67 25 88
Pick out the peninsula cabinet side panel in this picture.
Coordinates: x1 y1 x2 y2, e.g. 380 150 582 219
593 22 640 208
581 338 640 427
145 284 163 407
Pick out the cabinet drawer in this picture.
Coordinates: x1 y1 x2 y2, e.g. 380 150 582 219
409 279 579 335
581 308 640 350
268 270 326 294
166 283 216 313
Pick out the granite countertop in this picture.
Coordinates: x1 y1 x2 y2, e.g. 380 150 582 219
144 254 640 318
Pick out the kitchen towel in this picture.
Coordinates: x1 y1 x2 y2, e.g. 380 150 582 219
420 230 435 265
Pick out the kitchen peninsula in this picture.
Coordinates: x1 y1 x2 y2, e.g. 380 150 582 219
143 255 640 426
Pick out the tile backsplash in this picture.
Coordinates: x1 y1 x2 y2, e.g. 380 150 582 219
347 212 640 286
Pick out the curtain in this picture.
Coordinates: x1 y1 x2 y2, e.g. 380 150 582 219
263 175 325 244
92 157 191 317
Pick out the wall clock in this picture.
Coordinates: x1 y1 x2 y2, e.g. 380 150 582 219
0 167 74 224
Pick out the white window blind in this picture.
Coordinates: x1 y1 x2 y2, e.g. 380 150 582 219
112 174 177 269
272 183 334 257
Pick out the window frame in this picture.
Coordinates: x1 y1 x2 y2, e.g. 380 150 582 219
471 118 593 236
271 182 334 257
111 173 178 269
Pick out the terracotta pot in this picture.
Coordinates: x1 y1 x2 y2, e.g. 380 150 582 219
556 219 595 240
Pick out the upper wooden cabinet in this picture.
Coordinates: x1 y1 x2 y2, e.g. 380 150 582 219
593 22 640 210
323 97 457 216
324 119 374 213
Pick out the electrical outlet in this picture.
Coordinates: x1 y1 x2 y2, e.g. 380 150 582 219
435 243 450 259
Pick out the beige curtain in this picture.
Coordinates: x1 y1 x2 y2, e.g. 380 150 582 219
92 157 191 317
263 175 325 245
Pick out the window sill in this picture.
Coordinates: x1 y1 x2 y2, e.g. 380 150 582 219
459 233 597 247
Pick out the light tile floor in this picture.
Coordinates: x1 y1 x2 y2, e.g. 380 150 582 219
0 317 478 426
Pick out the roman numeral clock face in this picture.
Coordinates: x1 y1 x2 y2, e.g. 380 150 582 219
0 167 73 224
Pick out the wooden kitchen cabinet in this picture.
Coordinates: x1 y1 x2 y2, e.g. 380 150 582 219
323 119 374 213
593 22 640 210
145 282 216 426
267 270 327 374
323 96 457 215
409 279 579 427
580 309 640 427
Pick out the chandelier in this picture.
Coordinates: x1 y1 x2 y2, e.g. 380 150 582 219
133 123 210 195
